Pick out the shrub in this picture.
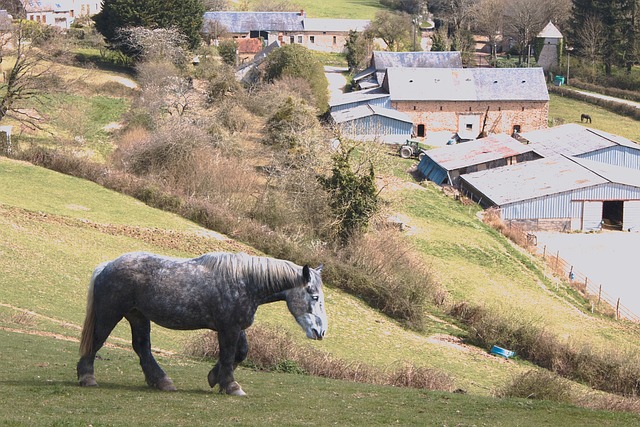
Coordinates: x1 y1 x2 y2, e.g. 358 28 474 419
185 324 453 391
499 370 573 403
263 44 329 114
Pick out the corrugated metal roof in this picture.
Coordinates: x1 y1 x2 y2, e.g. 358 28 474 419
522 123 640 157
424 134 534 170
372 51 463 71
571 156 640 188
461 156 608 206
303 18 369 32
384 67 549 102
203 12 305 33
537 21 563 39
331 104 412 124
329 88 388 108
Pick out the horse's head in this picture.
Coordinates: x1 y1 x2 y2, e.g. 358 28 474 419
285 265 327 340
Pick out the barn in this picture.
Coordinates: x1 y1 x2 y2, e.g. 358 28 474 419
417 133 541 185
330 104 413 144
521 123 640 169
382 67 549 141
460 155 640 232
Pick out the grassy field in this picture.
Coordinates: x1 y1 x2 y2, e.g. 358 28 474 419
2 158 640 424
548 93 640 141
4 330 640 427
287 0 384 19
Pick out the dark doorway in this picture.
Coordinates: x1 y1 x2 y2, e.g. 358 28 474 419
417 124 425 137
602 200 624 230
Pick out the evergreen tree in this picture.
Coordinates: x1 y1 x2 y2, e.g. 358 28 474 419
93 0 204 53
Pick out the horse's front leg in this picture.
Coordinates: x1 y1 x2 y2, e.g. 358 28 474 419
208 329 246 396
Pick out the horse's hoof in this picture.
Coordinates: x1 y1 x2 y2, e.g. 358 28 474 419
223 381 247 397
156 377 177 392
207 370 218 388
78 374 98 387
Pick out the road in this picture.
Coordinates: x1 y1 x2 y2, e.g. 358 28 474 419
324 66 348 102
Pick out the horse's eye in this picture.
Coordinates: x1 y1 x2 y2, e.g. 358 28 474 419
311 295 319 301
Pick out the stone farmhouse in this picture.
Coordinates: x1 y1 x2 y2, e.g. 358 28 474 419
11 0 101 29
382 67 549 141
202 11 369 54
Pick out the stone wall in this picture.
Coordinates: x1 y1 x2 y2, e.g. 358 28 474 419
393 100 549 135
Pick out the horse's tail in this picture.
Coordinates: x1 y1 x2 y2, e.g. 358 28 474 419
79 262 107 357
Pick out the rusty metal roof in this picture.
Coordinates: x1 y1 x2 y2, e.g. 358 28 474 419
424 134 536 170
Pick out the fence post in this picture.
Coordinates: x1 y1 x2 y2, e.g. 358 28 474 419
543 245 546 259
597 285 601 307
616 298 620 320
555 251 560 271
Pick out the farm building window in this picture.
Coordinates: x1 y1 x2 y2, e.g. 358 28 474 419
417 124 425 137
290 36 294 44
466 123 473 131
298 35 303 43
521 107 525 111
468 107 472 111
310 36 315 43
413 105 416 110
512 125 521 134
333 36 337 44
498 107 501 111
440 106 442 111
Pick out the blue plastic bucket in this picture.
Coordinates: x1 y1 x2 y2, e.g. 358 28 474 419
490 345 516 359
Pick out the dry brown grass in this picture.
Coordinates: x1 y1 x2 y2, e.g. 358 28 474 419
185 324 453 392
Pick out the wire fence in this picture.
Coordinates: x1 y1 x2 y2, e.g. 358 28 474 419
539 245 640 323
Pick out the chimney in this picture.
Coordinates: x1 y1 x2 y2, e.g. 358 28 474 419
299 10 305 17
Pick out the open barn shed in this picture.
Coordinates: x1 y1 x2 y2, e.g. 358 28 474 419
460 156 640 232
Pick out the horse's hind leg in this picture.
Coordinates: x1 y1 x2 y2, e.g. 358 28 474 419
77 312 122 387
125 310 176 391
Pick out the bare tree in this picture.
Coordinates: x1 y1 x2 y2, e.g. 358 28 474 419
365 11 413 52
504 0 547 65
0 21 51 130
430 0 479 33
471 0 505 61
575 15 606 76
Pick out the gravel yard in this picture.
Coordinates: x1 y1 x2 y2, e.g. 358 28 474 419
534 231 640 319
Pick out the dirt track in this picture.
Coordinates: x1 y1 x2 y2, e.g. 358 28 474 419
534 231 640 319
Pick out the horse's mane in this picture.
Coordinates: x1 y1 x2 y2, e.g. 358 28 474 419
194 252 306 294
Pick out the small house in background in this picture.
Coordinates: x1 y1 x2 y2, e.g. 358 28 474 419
236 37 264 64
353 51 463 90
330 104 413 144
536 22 563 72
520 123 640 169
17 1 101 29
460 155 640 232
417 133 541 185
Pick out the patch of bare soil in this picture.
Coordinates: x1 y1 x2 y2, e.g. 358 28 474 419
0 204 254 255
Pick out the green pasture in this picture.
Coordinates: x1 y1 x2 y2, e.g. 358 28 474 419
3 330 638 427
548 93 640 141
289 0 384 19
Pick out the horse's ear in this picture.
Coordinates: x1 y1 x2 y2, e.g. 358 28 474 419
303 265 311 283
316 264 323 274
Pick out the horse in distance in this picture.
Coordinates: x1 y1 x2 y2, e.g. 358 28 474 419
77 251 327 396
581 113 592 123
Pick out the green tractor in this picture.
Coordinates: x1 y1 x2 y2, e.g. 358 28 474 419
399 139 428 160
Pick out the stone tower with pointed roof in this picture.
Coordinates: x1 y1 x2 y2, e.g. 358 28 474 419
536 21 563 71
